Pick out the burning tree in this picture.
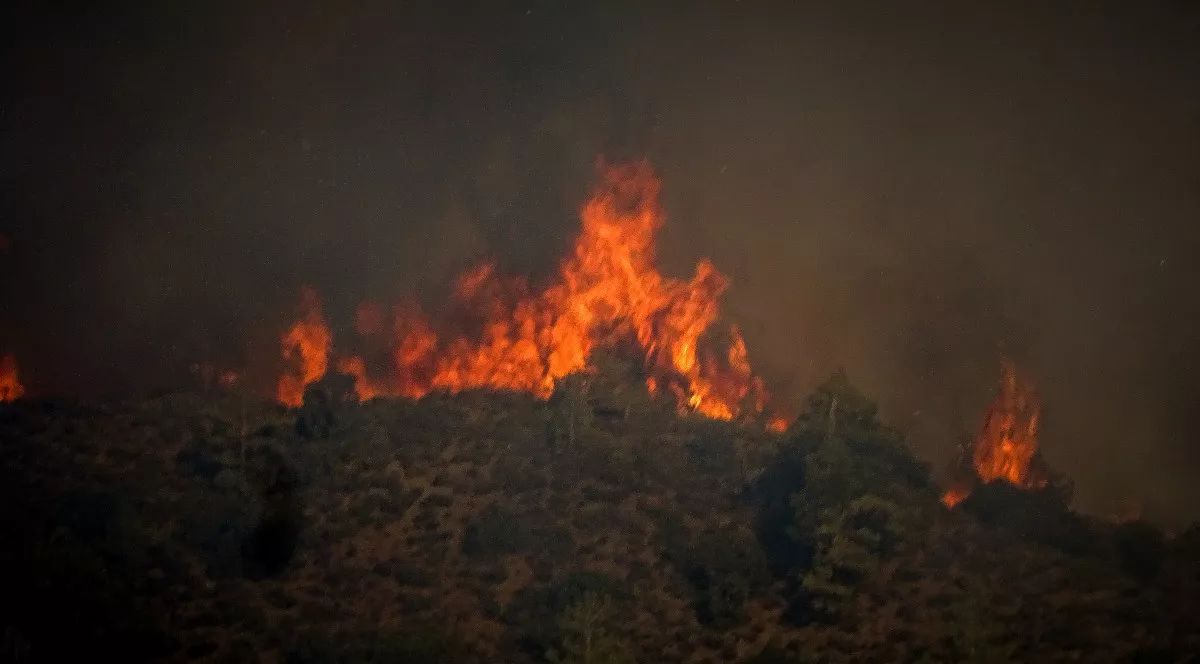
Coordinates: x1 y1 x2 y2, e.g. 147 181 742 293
276 160 783 426
942 360 1052 508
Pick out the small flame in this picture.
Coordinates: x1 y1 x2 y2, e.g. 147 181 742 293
275 160 782 422
0 354 24 402
940 485 970 508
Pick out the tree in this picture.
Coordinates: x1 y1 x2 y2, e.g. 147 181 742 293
586 348 657 419
793 370 895 443
294 371 357 439
754 372 927 583
799 494 902 619
547 371 594 449
675 528 771 628
546 592 634 664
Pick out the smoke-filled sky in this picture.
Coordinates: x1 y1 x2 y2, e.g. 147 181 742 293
3 2 1198 524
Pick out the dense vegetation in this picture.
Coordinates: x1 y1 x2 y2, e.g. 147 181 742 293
0 363 1197 663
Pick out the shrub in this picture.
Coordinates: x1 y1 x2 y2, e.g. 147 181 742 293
741 645 807 664
685 420 739 475
461 505 536 559
545 592 635 664
1112 520 1167 581
960 481 1098 556
546 372 594 449
670 527 771 628
284 624 472 663
799 494 902 620
53 488 122 544
294 372 357 440
507 571 628 660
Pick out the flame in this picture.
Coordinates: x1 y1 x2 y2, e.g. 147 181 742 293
940 485 970 508
942 360 1047 507
276 160 777 422
0 354 24 402
973 360 1045 488
277 286 332 406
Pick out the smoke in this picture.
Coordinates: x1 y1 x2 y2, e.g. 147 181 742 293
3 2 1198 523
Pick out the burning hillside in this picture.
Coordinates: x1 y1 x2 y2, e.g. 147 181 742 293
0 354 23 402
278 160 784 428
943 360 1049 507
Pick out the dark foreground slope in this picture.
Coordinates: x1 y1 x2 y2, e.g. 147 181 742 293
1 375 1198 663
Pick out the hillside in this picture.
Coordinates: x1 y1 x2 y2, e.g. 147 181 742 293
1 368 1198 663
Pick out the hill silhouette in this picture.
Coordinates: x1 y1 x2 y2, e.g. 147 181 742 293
0 364 1197 663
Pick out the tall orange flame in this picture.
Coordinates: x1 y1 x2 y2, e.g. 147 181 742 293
942 359 1047 507
276 160 776 423
277 286 332 407
972 360 1045 488
0 354 24 402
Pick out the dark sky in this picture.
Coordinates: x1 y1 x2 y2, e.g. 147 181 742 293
3 1 1199 524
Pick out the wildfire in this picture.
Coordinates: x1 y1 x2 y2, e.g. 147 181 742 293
278 286 332 406
0 354 24 402
942 360 1047 507
276 160 777 423
940 486 970 509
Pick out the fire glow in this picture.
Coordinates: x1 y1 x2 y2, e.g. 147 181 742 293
0 354 24 402
277 160 785 429
942 360 1047 507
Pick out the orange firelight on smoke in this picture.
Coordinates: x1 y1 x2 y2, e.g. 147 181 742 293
275 160 779 424
942 360 1047 507
0 354 24 402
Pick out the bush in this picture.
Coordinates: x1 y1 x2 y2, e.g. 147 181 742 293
0 531 174 661
960 481 1097 556
546 372 594 449
175 445 223 482
799 494 902 621
750 440 812 577
53 488 122 543
545 592 634 664
741 645 807 664
294 372 357 439
462 505 537 559
1112 520 1167 581
670 527 771 628
507 571 628 660
753 374 925 586
685 420 739 475
284 624 472 663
